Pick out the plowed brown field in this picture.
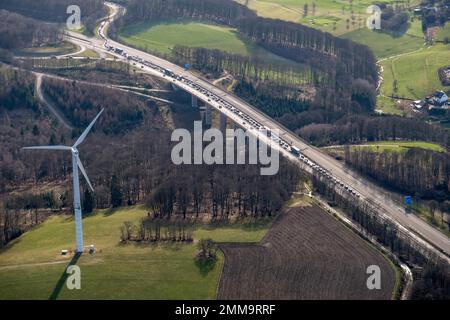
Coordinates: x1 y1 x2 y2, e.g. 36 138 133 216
218 205 396 300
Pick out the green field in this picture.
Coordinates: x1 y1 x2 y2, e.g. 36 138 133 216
237 0 421 35
325 140 447 160
341 20 425 59
376 95 406 115
120 22 250 55
0 206 271 299
237 1 428 63
355 140 447 153
67 26 86 35
119 21 301 66
75 49 100 58
14 41 80 57
380 43 450 101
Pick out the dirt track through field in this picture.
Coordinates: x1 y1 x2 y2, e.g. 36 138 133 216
218 205 396 300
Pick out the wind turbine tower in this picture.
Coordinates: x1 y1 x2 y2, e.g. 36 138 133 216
23 109 104 253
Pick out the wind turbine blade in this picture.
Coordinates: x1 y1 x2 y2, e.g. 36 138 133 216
76 155 94 192
73 109 104 148
22 146 72 151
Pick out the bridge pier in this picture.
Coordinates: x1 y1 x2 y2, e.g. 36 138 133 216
191 94 198 108
204 104 212 128
220 112 227 134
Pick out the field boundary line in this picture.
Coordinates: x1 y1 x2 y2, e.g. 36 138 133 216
0 260 68 270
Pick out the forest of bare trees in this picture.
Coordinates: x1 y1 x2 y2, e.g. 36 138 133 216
0 67 36 114
0 10 62 50
146 162 301 220
295 114 450 147
41 78 146 133
344 147 450 200
118 0 256 27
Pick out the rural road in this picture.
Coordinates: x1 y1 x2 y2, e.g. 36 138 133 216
35 69 176 111
64 1 450 261
35 73 73 130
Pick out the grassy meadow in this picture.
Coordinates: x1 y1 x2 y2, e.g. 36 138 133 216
0 206 271 299
236 0 421 35
341 19 425 59
118 21 304 67
380 43 450 100
120 22 250 55
356 140 447 153
323 140 446 161
14 41 80 57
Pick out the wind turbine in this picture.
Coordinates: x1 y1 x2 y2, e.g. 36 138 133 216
23 109 104 253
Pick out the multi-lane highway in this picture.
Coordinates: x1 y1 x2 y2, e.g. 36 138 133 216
65 1 450 261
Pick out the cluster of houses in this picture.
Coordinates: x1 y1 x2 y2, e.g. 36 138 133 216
410 90 449 111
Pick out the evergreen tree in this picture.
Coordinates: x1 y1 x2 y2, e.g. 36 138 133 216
82 188 94 214
32 125 39 136
110 175 122 208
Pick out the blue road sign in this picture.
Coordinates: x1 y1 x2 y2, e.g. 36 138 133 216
404 196 412 206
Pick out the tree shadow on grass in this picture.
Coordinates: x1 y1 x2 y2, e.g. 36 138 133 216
374 22 411 38
116 238 187 251
48 252 82 300
202 217 272 232
103 207 121 216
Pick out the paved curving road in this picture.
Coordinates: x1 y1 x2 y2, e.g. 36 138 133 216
64 2 449 261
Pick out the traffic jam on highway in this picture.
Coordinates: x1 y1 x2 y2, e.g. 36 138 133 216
103 41 361 199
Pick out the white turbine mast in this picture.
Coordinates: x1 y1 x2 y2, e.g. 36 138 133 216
23 109 104 253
